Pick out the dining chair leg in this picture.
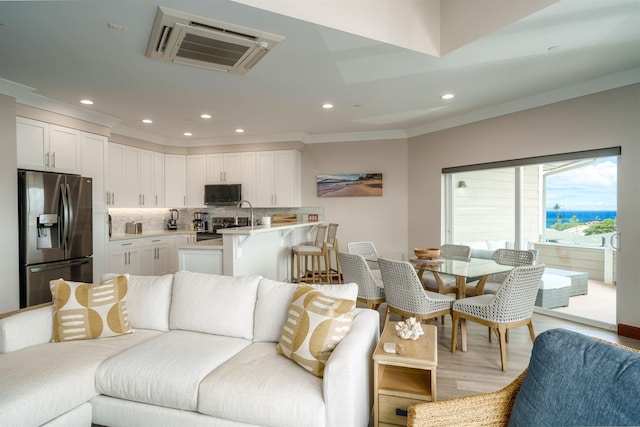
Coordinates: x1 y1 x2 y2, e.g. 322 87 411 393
451 312 459 353
498 324 508 372
460 318 467 352
527 320 536 343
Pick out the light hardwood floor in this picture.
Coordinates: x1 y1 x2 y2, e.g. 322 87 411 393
366 303 640 401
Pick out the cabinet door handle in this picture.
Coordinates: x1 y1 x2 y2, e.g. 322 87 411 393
220 171 223 181
155 195 158 206
395 408 408 417
44 152 50 167
51 152 56 168
142 194 145 205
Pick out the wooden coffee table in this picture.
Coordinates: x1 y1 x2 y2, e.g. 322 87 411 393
373 322 437 427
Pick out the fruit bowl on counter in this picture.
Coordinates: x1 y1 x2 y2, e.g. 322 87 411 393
414 247 440 259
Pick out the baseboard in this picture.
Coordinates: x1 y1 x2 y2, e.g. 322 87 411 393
618 323 640 340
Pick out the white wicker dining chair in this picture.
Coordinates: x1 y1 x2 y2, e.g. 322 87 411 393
347 241 379 270
421 244 471 296
465 249 535 297
377 257 455 327
337 252 385 310
451 263 546 371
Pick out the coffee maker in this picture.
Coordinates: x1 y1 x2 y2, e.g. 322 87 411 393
193 212 209 232
167 209 179 230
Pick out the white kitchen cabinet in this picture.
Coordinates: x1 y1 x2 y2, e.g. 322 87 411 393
108 240 143 275
255 150 300 207
107 142 126 207
186 154 206 207
140 236 174 275
124 146 154 207
17 117 82 174
203 152 256 203
152 152 165 207
81 133 108 205
178 247 223 275
205 154 225 183
165 154 187 208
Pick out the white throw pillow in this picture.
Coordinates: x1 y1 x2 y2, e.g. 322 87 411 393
102 273 173 331
170 271 261 340
253 278 358 343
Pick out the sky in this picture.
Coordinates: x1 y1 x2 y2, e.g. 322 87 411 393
545 157 617 211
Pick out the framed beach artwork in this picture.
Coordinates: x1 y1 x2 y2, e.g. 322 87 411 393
316 173 383 197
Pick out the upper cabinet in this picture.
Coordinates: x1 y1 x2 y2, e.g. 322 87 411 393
255 150 300 207
80 133 108 206
107 143 165 208
186 154 207 207
165 154 187 208
17 117 82 174
205 152 256 203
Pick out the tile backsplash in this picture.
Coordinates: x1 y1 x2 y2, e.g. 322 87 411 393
109 207 324 235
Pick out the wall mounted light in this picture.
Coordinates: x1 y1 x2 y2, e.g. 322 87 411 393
458 181 467 188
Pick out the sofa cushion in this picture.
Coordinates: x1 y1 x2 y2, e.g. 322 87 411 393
253 279 358 342
170 271 260 339
0 329 160 427
49 276 132 342
102 273 173 331
198 342 325 427
509 328 640 427
277 285 355 377
95 330 251 411
0 305 53 353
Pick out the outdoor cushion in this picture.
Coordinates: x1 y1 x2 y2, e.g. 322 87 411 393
509 328 640 426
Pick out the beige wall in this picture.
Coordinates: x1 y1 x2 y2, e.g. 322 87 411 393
301 139 409 260
407 84 640 328
0 95 20 312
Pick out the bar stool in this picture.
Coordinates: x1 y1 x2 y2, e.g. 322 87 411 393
325 223 342 283
291 224 329 284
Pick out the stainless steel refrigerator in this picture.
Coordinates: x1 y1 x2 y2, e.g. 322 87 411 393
18 170 93 308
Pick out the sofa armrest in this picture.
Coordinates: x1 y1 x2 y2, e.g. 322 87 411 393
0 304 53 353
323 308 380 427
408 370 526 427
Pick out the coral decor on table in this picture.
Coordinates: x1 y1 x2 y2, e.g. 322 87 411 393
395 317 424 340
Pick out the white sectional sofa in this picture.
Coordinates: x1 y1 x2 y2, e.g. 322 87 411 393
0 272 380 427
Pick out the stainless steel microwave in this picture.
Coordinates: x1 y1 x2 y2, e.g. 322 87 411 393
204 184 242 205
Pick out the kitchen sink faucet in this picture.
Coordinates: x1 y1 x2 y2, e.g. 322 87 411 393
235 200 253 227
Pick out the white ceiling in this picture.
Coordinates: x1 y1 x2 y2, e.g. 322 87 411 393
0 0 638 147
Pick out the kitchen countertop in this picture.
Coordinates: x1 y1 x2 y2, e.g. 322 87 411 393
110 230 196 241
217 221 322 236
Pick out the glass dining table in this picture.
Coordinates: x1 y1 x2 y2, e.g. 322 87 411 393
366 255 514 298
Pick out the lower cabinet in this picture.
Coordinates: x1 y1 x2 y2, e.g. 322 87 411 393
109 236 179 276
178 248 223 275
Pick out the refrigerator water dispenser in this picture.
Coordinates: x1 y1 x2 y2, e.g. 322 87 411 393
37 214 59 249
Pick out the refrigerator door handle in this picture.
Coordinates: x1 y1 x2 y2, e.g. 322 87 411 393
60 183 71 250
30 257 93 273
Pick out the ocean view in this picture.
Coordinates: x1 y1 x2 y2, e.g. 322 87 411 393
545 210 616 228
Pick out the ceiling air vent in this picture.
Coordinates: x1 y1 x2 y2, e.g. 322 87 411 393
146 6 284 75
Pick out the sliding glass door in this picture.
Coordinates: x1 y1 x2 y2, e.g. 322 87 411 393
444 150 619 329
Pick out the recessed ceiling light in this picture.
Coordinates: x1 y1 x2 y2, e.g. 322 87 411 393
322 103 334 109
200 114 212 119
441 94 455 100
80 99 94 105
142 119 153 124
183 132 192 136
235 128 245 133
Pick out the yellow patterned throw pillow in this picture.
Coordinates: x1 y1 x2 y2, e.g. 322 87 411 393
49 276 133 342
277 285 355 377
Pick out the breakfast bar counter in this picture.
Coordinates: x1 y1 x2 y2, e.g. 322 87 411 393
218 221 322 281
